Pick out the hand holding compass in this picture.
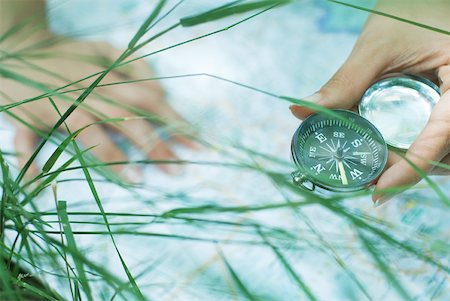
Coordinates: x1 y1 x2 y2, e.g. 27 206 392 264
290 0 450 204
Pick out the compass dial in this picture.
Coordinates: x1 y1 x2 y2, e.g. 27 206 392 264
291 110 388 192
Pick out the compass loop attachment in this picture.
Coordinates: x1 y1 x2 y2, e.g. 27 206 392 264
291 170 315 191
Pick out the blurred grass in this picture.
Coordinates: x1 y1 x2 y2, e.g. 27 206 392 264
0 0 449 300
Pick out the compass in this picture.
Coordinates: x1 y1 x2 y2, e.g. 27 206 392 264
291 110 388 193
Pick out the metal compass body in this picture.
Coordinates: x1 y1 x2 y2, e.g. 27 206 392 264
291 110 388 193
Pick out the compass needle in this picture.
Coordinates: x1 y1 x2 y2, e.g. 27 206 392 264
337 160 349 185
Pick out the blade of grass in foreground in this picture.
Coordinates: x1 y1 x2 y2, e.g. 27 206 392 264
49 98 148 299
22 228 135 296
395 153 450 206
331 204 450 273
180 0 290 27
52 183 78 300
21 146 95 206
0 151 12 243
258 228 318 301
161 198 316 218
41 114 133 174
128 0 167 49
74 150 146 300
328 0 450 36
42 128 83 173
0 258 14 300
217 246 258 301
57 200 93 301
358 230 413 301
13 279 59 301
261 170 374 301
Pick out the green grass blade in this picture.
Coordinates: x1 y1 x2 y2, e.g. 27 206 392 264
395 152 450 206
328 0 450 36
13 278 60 301
258 228 318 301
358 231 413 301
57 201 94 301
180 0 290 27
128 0 167 49
217 247 258 301
74 151 146 300
0 259 14 300
331 205 450 273
42 128 82 173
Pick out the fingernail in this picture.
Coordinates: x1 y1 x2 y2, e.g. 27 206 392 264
373 196 393 208
289 105 298 113
302 92 321 103
289 92 321 112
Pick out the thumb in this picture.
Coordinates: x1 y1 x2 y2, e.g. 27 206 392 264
290 49 388 120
